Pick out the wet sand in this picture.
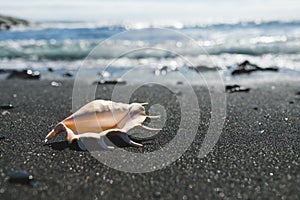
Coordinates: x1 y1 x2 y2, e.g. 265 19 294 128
0 79 300 199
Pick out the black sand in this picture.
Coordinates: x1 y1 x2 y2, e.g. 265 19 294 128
0 80 300 199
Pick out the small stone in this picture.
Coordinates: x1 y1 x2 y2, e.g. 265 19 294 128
0 104 13 109
9 171 34 185
0 188 5 193
153 191 161 198
2 111 10 116
219 192 225 198
93 79 126 85
189 65 220 73
67 185 72 191
264 114 270 119
51 81 62 87
226 84 250 93
48 67 54 72
63 72 73 77
99 71 110 78
284 117 288 121
7 69 40 80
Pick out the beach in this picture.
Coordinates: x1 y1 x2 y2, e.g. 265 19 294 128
0 79 300 199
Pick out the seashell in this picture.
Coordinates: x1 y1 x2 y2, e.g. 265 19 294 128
45 100 160 150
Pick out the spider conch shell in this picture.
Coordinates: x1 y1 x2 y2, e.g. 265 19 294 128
45 100 160 150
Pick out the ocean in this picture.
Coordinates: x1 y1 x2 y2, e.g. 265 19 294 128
1 20 300 82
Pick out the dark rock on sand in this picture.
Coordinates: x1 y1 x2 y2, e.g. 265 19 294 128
47 67 54 72
0 69 7 74
231 60 278 76
154 65 178 76
189 65 221 73
8 171 34 185
264 114 271 119
226 84 250 93
7 69 40 80
0 104 14 109
153 191 161 198
63 72 73 77
93 79 126 85
0 15 29 31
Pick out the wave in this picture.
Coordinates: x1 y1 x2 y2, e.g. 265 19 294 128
7 20 300 31
0 38 299 60
1 19 300 72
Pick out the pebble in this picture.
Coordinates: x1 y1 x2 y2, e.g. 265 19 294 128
7 69 40 80
264 114 270 119
1 111 10 116
51 81 62 87
99 71 110 78
231 60 278 76
48 67 54 72
67 185 72 191
0 104 13 109
153 191 161 198
63 72 73 77
93 80 126 85
8 171 35 185
226 85 250 93
188 65 220 73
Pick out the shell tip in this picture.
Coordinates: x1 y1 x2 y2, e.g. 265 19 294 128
44 139 48 143
140 125 162 131
147 115 161 119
